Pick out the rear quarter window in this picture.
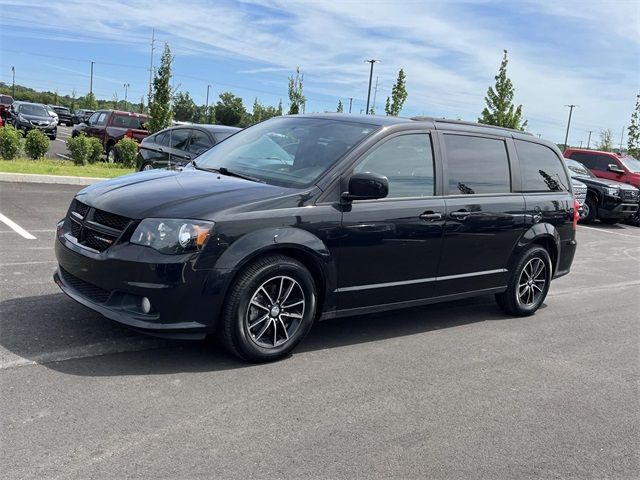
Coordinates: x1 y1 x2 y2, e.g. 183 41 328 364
112 114 147 129
516 140 570 192
443 134 511 195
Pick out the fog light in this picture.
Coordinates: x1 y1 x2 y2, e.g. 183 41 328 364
141 297 152 314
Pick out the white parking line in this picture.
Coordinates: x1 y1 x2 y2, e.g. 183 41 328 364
579 225 638 239
0 213 36 239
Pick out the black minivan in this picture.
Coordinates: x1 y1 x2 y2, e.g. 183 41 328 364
54 114 578 362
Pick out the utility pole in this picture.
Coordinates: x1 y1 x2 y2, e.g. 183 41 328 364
563 104 577 151
619 126 625 152
348 97 353 114
364 59 378 115
537 133 542 138
123 83 130 103
11 66 15 98
586 130 593 149
579 140 583 148
89 61 94 98
371 75 379 114
147 28 155 111
205 84 211 110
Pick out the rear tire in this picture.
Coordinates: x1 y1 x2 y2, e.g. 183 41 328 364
106 145 117 164
140 162 154 172
495 245 552 317
580 197 597 224
219 254 317 362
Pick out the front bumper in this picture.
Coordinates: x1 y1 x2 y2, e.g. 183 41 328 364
17 122 57 135
598 198 638 219
54 226 229 339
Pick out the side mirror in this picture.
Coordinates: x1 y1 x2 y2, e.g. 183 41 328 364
607 164 624 174
342 172 389 201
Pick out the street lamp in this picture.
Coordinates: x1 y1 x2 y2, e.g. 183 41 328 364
364 59 378 115
11 66 15 98
563 104 578 151
123 83 130 106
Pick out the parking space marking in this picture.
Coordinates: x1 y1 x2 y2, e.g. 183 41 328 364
1 260 56 266
579 225 639 239
0 213 36 239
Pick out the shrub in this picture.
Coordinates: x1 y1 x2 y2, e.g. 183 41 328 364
87 137 104 164
24 129 50 160
0 125 23 160
115 137 138 168
66 134 90 166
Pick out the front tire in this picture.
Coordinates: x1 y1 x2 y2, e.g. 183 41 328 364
495 245 552 317
106 145 117 163
220 254 317 362
140 162 154 172
580 197 597 224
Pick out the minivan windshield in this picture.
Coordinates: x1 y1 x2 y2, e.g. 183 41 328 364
194 117 376 188
565 159 596 178
619 155 640 173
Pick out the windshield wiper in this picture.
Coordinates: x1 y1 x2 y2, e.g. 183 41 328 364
193 162 264 183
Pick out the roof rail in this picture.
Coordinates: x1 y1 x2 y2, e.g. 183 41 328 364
410 116 533 136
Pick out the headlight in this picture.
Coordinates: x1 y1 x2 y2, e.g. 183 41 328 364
606 187 620 196
130 219 214 254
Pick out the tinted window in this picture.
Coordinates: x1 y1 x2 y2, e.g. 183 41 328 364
18 104 48 116
87 112 100 125
154 132 169 147
354 134 434 198
112 114 146 129
516 140 569 192
195 117 375 188
565 159 595 178
187 130 213 154
569 152 596 169
594 155 615 171
444 135 510 194
166 129 191 150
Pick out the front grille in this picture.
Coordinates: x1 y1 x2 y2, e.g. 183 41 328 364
622 189 639 202
59 267 110 303
572 184 587 204
66 200 131 252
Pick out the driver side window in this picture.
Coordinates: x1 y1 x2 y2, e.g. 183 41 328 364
87 112 100 125
354 133 435 198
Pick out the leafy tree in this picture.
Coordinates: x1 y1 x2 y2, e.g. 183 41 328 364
385 69 408 116
215 92 246 126
479 50 527 130
337 100 344 113
173 91 198 122
81 92 98 110
368 106 375 115
148 43 174 134
197 104 215 124
627 93 640 158
598 129 614 152
288 67 306 114
250 98 283 125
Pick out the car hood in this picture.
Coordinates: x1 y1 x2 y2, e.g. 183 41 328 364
20 113 52 122
570 175 637 190
75 168 301 220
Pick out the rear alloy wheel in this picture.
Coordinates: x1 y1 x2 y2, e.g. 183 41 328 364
106 145 117 164
220 254 317 362
495 245 551 316
140 162 154 172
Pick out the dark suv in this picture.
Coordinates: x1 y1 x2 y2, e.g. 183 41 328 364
54 115 578 362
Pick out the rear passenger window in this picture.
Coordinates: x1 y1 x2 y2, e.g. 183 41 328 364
166 129 191 150
187 130 213 154
444 135 510 195
354 133 434 198
515 140 569 192
569 152 595 169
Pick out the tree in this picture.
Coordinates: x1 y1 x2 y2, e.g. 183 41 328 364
148 43 174 134
368 106 375 115
215 92 246 126
336 100 344 113
81 92 98 110
173 91 198 122
385 69 408 116
288 67 306 114
598 129 614 152
479 50 527 130
250 98 282 125
627 94 640 158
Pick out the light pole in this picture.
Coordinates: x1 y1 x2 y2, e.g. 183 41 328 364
348 97 353 114
89 61 95 98
205 84 211 109
563 104 577 151
123 83 130 106
586 130 593 149
364 59 378 115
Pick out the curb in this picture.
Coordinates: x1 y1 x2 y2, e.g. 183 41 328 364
0 172 109 186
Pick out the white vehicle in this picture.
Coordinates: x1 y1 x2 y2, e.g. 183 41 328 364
45 104 59 125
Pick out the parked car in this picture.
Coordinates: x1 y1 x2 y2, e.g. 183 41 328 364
71 109 94 125
45 105 58 125
564 159 639 224
72 110 150 162
51 105 73 126
564 148 640 188
571 178 587 215
136 124 241 171
0 94 13 120
54 114 578 362
8 101 57 139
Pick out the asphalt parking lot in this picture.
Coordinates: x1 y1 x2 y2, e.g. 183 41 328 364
46 124 73 159
1 180 639 479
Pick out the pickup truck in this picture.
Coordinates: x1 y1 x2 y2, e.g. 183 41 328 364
72 110 150 163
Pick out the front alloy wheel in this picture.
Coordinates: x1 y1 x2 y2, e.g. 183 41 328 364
246 276 305 348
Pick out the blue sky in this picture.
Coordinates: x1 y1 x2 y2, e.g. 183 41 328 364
0 0 637 144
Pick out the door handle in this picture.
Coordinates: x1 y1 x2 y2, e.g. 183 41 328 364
419 211 442 221
158 147 164 152
450 210 471 219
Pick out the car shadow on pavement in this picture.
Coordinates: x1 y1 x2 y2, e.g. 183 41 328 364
0 292 515 377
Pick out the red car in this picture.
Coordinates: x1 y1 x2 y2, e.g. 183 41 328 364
563 148 640 188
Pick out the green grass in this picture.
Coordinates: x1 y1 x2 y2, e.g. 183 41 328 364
0 158 135 178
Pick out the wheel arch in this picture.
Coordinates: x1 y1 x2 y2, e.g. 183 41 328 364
513 223 560 275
